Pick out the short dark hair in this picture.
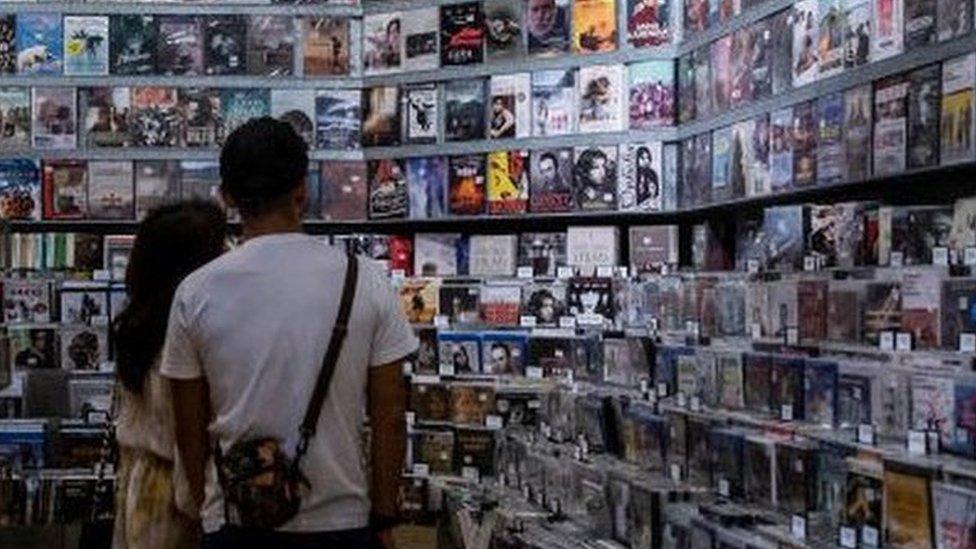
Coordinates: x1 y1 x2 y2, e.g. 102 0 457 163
219 117 308 217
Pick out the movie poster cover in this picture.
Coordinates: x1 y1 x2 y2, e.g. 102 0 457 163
871 0 904 60
932 483 976 548
440 2 485 66
0 15 15 74
844 0 871 69
938 0 972 41
912 374 956 447
678 53 696 123
527 0 571 56
178 89 219 148
469 235 517 276
530 147 574 212
302 18 349 76
246 15 294 77
368 158 408 219
16 14 62 75
620 142 663 211
573 0 617 53
629 60 674 129
134 161 180 220
402 84 438 144
770 107 794 190
0 87 31 151
729 119 754 196
749 20 773 101
219 88 270 143
629 0 671 47
315 89 361 150
406 156 448 219
574 146 618 211
63 16 109 76
712 126 733 201
729 28 754 106
532 69 576 136
202 16 246 76
490 73 531 139
693 133 713 204
816 93 844 184
321 160 367 221
415 234 461 276
271 89 315 146
578 64 624 133
770 10 793 95
792 100 818 186
567 277 615 323
710 35 732 112
0 159 40 220
485 0 525 60
111 16 157 77
752 115 772 195
907 63 941 169
445 79 486 142
941 53 975 165
518 232 567 276
402 8 439 72
362 86 400 147
179 161 219 202
843 84 872 181
487 150 529 215
32 87 76 150
86 161 133 220
449 154 486 215
693 45 712 119
793 0 820 87
684 0 710 34
80 87 133 148
157 16 204 76
819 0 844 77
905 0 937 47
873 74 909 176
42 159 87 219
364 12 402 74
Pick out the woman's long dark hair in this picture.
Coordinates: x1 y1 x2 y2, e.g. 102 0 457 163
114 201 227 394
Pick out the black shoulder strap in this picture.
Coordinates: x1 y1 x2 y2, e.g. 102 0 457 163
295 251 359 462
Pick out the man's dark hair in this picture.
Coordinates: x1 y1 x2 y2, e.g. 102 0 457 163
538 151 557 167
219 117 308 217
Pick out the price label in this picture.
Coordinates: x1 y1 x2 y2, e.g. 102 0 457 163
391 269 407 282
92 269 112 281
791 515 807 541
616 266 630 278
657 382 668 397
966 247 976 266
485 415 504 430
649 317 660 333
718 479 730 497
520 315 537 328
517 266 534 279
690 396 701 412
402 362 414 375
960 333 976 353
896 332 912 352
857 424 875 445
557 266 575 279
540 421 551 438
462 466 480 482
933 247 949 266
412 374 440 385
526 366 544 380
412 463 430 477
890 251 904 267
438 363 455 377
880 331 895 351
781 404 794 421
786 328 799 346
559 316 577 329
677 392 688 407
405 412 416 426
596 265 615 278
746 259 760 274
862 526 880 547
670 464 682 482
839 527 857 548
751 323 762 340
908 430 928 455
803 256 818 272
434 315 450 328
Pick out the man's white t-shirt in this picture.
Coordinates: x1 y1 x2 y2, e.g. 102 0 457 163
159 233 418 534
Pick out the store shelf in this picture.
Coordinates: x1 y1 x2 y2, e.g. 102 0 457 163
0 148 364 162
674 0 795 57
4 1 363 16
1 74 363 89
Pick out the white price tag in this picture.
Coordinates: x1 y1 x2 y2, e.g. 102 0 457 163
649 317 660 333
718 479 730 497
781 404 794 421
690 396 701 412
960 333 976 353
786 328 799 346
791 515 807 541
412 463 430 477
596 266 615 278
559 316 577 329
439 363 455 377
402 362 414 375
639 379 649 395
670 464 682 482
862 526 879 547
880 331 895 351
517 266 534 279
966 247 976 266
908 430 928 455
933 247 949 266
485 415 503 430
526 366 544 380
803 256 817 272
93 269 112 281
746 259 760 273
462 466 480 482
406 412 416 426
616 266 630 278
839 527 857 548
657 382 668 397
412 374 440 384
520 315 537 328
751 323 762 340
557 266 575 279
391 269 407 282
896 332 912 352
677 392 687 408
857 424 875 445
890 251 904 267
434 315 450 328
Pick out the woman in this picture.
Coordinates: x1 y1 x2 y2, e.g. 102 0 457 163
113 201 227 548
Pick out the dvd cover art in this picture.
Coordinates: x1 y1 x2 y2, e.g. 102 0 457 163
469 234 517 276
678 53 696 123
86 161 133 220
792 101 818 186
81 87 135 150
629 225 678 272
0 159 40 220
804 359 837 426
439 284 480 325
246 15 294 77
203 16 246 75
4 278 50 323
0 15 15 74
399 279 438 324
490 73 531 139
710 35 732 113
907 64 941 169
837 371 872 426
518 232 566 276
177 88 220 148
157 16 204 76
401 84 438 145
844 0 871 68
819 0 844 77
521 281 567 326
302 17 349 76
315 89 360 150
938 0 972 41
362 86 400 147
953 379 976 457
0 87 31 151
574 146 618 211
629 60 674 129
692 133 712 205
482 333 527 376
487 150 529 215
872 0 904 60
844 84 873 181
770 107 794 190
770 10 793 95
529 147 574 212
712 126 733 201
941 279 976 350
440 2 485 66
902 269 941 347
729 28 753 107
573 0 617 53
685 0 710 33
414 429 454 474
579 64 624 133
368 158 408 219
271 89 315 146
532 69 576 136
481 284 522 325
16 14 62 75
445 79 486 142
884 466 934 548
134 160 180 219
567 226 618 274
406 157 448 219
748 21 772 101
629 0 671 46
42 159 87 219
693 45 712 120
449 154 486 216
179 161 219 202
845 468 884 534
219 88 270 142
485 0 524 60
776 442 817 514
567 277 615 323
414 234 460 276
793 0 820 87
941 53 975 165
763 206 806 271
9 326 57 369
527 0 571 56
402 8 439 72
320 160 367 221
932 483 976 548
32 88 76 150
63 16 109 76
863 282 902 342
411 382 450 421
874 74 909 176
620 142 663 211
363 12 402 74
905 0 937 46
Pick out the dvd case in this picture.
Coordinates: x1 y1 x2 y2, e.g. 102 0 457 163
579 64 625 133
63 16 109 76
490 73 531 139
440 2 485 66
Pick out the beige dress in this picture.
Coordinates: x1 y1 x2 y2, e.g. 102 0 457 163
113 364 199 549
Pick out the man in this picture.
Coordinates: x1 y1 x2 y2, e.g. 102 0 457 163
527 0 568 54
534 151 565 191
486 343 513 375
162 117 417 547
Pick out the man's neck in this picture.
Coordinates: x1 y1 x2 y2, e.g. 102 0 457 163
240 212 303 241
